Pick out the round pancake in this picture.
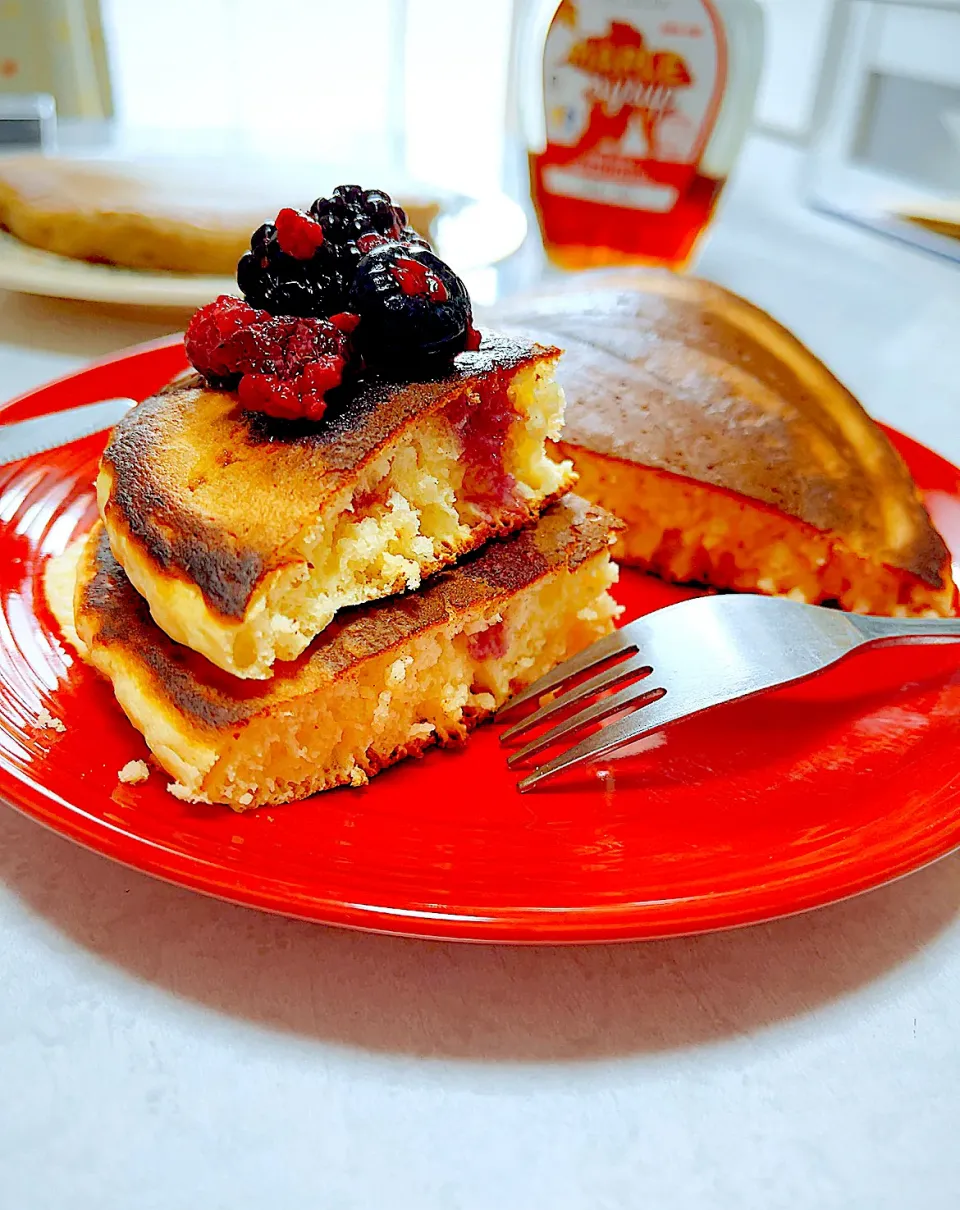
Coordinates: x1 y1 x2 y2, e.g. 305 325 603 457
0 155 441 275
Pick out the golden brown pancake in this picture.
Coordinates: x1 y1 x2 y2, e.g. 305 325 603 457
494 270 956 617
0 155 440 275
98 332 576 678
47 497 621 810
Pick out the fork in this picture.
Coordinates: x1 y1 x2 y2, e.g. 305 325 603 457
498 594 960 791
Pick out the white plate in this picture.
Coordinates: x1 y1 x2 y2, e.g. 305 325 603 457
0 192 528 309
0 229 234 309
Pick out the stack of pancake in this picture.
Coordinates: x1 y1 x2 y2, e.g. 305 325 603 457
46 332 623 810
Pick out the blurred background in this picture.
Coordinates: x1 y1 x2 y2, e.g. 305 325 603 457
2 1 959 277
0 0 958 334
0 0 843 189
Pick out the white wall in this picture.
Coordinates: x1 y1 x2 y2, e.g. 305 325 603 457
101 0 841 183
754 0 837 137
100 0 515 195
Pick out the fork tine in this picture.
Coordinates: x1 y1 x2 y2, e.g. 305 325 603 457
507 682 665 767
500 652 652 743
495 628 638 719
517 690 695 792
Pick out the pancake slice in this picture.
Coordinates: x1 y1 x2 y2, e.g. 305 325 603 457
496 271 956 618
98 333 575 679
47 496 621 811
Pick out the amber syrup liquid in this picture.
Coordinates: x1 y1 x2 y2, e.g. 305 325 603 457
529 152 726 271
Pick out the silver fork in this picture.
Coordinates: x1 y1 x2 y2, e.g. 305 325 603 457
498 594 960 792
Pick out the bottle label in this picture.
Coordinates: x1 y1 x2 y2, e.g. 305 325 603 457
540 0 727 213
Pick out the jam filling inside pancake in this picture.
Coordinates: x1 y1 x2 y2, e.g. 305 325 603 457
444 372 522 514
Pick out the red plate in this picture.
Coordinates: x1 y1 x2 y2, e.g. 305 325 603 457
2 339 960 943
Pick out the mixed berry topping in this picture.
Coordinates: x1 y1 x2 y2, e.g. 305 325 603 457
188 184 480 422
236 185 421 321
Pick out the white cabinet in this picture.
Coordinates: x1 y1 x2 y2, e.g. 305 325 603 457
806 0 960 261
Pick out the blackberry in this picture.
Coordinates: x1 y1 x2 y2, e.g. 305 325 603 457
347 241 476 368
237 210 347 319
251 221 275 256
309 185 408 281
236 186 424 321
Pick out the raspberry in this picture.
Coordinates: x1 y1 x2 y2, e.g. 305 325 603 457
303 355 348 397
274 207 325 259
184 296 263 380
184 298 353 423
238 374 298 418
237 347 344 423
328 311 361 334
232 316 351 421
356 226 426 257
356 232 390 255
391 255 449 300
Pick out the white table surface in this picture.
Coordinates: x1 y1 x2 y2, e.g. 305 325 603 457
1 136 959 1210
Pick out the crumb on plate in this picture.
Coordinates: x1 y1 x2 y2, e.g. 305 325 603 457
36 707 66 734
118 759 150 785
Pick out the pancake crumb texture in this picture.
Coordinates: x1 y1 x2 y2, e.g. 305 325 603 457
118 760 150 785
496 271 955 618
177 547 617 811
50 498 620 811
36 707 66 734
563 444 956 617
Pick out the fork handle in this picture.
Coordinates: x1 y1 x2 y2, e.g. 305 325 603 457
849 613 960 646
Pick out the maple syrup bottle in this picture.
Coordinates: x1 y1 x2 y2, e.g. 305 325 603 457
515 0 764 270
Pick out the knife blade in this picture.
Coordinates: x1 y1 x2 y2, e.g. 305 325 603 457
0 398 136 466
